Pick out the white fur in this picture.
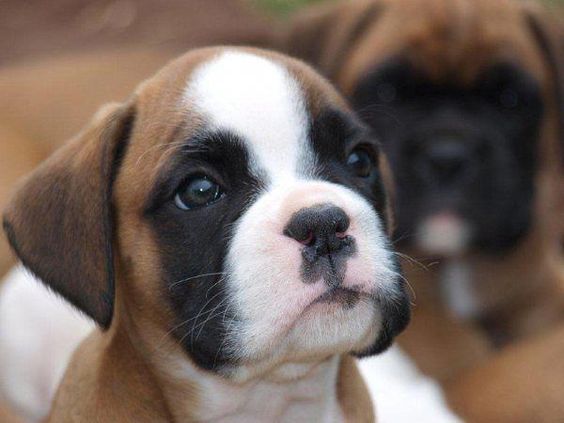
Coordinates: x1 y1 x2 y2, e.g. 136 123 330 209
417 212 471 257
0 266 94 421
165 354 343 422
359 346 462 423
440 259 480 319
186 51 311 181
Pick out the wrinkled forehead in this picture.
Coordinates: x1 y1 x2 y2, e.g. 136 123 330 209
342 0 546 90
184 51 312 181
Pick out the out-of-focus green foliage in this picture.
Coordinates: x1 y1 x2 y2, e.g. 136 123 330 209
253 0 335 16
254 0 564 16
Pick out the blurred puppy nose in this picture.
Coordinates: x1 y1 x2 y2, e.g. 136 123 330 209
425 140 472 181
284 204 351 258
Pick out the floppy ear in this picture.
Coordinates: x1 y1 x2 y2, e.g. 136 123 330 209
279 0 384 80
2 102 135 329
525 5 564 165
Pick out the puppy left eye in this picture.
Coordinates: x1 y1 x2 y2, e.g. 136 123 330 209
346 148 375 178
174 176 223 210
499 88 519 109
376 82 397 104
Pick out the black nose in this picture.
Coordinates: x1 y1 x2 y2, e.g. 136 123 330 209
284 204 351 257
424 140 472 181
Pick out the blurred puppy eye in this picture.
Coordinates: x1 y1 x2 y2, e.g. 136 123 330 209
174 176 223 210
346 148 375 178
376 82 397 103
499 88 519 109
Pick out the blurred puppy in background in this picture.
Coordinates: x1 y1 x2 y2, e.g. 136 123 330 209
279 0 564 420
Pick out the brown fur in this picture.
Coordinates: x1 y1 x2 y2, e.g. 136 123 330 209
0 402 24 423
3 47 376 422
337 354 375 422
279 0 564 420
446 325 564 422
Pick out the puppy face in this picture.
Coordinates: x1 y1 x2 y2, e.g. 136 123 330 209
3 48 409 378
352 59 542 256
283 0 563 258
139 51 408 374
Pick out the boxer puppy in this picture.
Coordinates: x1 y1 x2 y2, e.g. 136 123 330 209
2 47 410 421
279 0 564 378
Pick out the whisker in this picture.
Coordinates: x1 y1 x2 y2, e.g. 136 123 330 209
213 309 239 368
389 270 417 302
188 291 227 343
193 300 231 342
392 251 430 271
169 272 226 290
391 231 418 245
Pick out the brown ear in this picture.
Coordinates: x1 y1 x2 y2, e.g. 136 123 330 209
2 103 135 329
525 5 564 165
279 0 383 80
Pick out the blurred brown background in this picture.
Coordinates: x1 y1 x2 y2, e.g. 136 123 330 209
1 0 562 67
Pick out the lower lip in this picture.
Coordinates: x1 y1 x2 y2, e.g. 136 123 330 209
308 288 364 311
278 289 371 339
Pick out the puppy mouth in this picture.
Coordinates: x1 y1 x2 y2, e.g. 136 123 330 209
311 287 362 310
416 211 472 257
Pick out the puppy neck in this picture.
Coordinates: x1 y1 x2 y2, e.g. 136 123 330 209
439 259 481 320
156 350 345 422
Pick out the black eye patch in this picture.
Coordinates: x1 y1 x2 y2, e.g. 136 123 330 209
143 131 264 215
476 62 542 116
143 130 264 371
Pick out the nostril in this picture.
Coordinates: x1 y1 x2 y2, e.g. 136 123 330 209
299 231 315 246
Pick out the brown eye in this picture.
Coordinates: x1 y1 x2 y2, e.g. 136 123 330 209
346 149 375 178
174 176 223 210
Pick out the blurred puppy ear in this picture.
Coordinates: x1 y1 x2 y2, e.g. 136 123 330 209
2 102 135 329
279 0 383 80
525 4 564 165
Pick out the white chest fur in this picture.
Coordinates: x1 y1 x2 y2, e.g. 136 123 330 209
439 259 480 320
172 356 344 423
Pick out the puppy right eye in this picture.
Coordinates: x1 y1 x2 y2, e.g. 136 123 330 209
376 82 397 104
174 176 223 210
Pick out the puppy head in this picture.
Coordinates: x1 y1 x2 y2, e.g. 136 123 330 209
3 47 410 378
283 0 563 258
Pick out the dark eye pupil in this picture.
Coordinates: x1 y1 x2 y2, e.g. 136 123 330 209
175 177 221 210
499 88 519 109
347 150 374 178
377 82 397 103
